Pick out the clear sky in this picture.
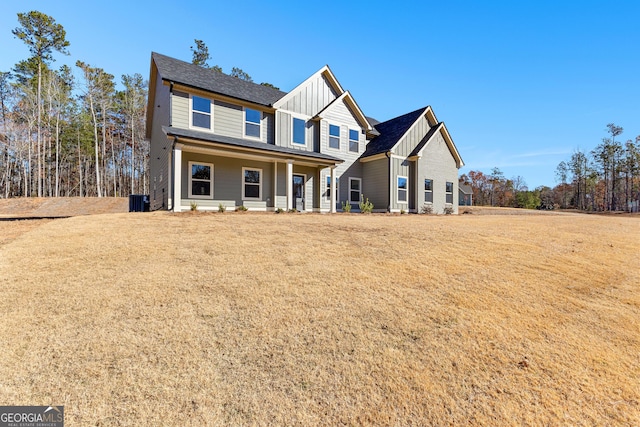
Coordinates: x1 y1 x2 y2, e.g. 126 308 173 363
1 0 639 189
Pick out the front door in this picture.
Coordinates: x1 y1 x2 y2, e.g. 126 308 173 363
293 174 305 211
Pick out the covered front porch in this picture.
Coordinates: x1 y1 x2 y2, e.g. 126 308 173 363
165 128 342 212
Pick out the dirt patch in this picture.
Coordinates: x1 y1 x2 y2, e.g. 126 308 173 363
0 197 128 218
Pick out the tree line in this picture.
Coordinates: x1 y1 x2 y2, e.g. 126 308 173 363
461 124 640 211
0 11 148 198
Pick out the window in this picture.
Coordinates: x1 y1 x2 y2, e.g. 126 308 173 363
243 168 262 199
424 179 433 203
292 118 305 145
189 161 213 198
329 124 340 149
446 181 454 204
349 129 359 152
349 177 361 204
244 108 261 139
192 95 211 129
397 176 408 203
325 175 338 201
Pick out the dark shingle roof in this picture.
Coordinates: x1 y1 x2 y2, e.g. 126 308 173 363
152 52 287 106
408 123 443 157
365 116 380 126
163 126 343 163
361 107 427 157
459 183 473 194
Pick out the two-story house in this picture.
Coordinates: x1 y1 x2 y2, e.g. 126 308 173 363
146 52 464 213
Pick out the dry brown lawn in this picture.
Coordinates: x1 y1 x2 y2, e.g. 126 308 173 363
0 209 638 426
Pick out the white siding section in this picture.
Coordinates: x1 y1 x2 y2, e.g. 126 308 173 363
282 74 338 116
263 113 274 144
396 115 430 157
417 130 459 214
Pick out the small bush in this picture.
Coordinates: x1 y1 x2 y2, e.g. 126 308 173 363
359 195 374 213
218 203 226 213
444 206 454 215
275 208 285 214
341 200 352 213
236 205 248 212
190 201 198 211
420 204 433 214
288 208 298 213
400 209 406 215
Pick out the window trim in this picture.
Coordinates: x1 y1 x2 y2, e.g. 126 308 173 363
397 175 408 204
243 107 262 140
242 167 262 200
348 129 359 153
424 178 433 203
348 177 362 204
189 94 213 131
291 116 307 147
188 161 214 199
445 181 454 204
328 123 341 150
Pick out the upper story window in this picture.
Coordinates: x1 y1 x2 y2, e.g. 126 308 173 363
192 95 211 129
424 179 433 203
446 181 454 204
292 118 306 145
349 129 359 152
189 161 213 198
245 108 261 139
398 176 408 203
329 124 340 149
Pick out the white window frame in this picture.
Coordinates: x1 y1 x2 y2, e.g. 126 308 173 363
328 124 340 150
243 107 262 140
445 181 454 204
242 167 262 200
397 175 408 204
424 179 433 203
291 116 306 146
190 94 213 131
348 177 362 204
188 161 214 199
349 129 359 153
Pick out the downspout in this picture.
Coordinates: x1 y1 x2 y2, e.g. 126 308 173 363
386 151 391 212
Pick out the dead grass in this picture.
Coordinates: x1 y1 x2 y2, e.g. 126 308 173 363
0 211 638 426
0 197 128 217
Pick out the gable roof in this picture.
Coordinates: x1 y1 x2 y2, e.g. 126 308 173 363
151 52 287 107
272 65 344 110
361 107 427 157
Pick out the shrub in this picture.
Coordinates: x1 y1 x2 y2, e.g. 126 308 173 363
236 205 248 212
275 208 285 214
341 200 352 213
288 208 298 213
420 204 433 214
400 208 406 215
218 203 226 213
444 206 454 215
190 201 198 211
359 195 374 213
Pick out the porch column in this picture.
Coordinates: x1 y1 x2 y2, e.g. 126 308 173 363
330 166 337 213
173 142 183 212
286 160 293 211
273 161 278 209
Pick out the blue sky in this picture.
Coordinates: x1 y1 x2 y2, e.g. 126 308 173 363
2 0 639 188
